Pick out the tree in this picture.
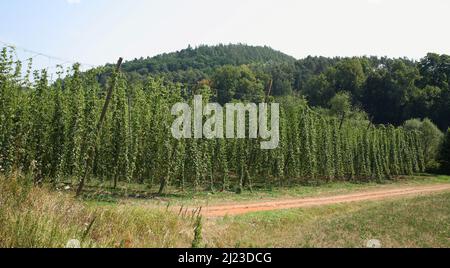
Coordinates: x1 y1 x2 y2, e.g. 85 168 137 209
329 91 352 129
267 63 295 96
302 74 334 106
334 58 366 98
403 118 443 168
439 129 450 174
212 65 265 104
418 53 450 89
363 60 420 125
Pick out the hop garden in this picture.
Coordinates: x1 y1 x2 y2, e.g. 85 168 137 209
0 47 426 196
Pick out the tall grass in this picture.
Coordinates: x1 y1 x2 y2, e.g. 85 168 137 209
0 174 194 248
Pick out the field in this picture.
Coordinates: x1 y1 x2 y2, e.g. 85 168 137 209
1 174 449 248
205 191 450 248
2 44 449 249
2 0 450 254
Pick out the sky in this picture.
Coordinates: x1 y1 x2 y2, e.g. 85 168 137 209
1 0 450 72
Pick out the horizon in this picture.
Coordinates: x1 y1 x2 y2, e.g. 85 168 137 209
1 0 450 73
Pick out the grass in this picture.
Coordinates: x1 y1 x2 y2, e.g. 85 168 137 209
1 173 449 248
0 174 195 248
112 175 450 207
202 192 450 248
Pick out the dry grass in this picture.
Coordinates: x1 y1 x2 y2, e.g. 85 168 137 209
1 173 449 248
0 174 195 248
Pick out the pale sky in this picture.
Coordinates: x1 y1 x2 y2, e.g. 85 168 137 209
1 0 449 72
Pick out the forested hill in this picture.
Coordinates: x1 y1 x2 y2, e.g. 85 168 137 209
120 44 295 78
101 44 450 131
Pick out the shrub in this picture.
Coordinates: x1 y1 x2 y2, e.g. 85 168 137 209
439 129 450 175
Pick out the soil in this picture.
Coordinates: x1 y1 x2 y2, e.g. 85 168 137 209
199 184 450 217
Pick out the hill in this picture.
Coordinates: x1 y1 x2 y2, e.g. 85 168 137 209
120 44 296 83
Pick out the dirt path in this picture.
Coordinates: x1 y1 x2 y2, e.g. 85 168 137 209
200 184 450 217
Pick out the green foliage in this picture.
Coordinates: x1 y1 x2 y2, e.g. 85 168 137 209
334 59 366 98
439 129 450 174
303 74 334 106
122 43 295 79
329 91 351 118
101 45 450 131
212 65 265 104
110 73 130 187
403 118 443 169
191 216 203 248
0 48 428 194
62 64 85 179
48 75 65 180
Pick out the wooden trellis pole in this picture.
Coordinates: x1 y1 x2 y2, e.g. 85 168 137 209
76 58 123 197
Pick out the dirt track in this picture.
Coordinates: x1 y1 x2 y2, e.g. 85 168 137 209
201 184 450 217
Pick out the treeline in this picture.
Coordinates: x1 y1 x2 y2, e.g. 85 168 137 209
117 44 450 131
122 44 295 75
0 48 425 193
